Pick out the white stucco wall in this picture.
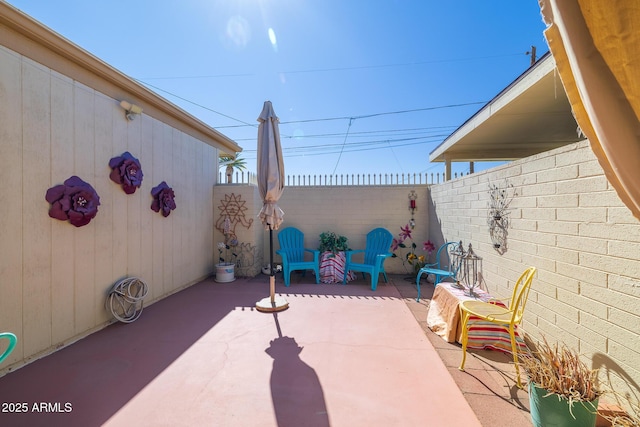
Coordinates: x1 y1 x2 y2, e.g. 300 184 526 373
0 45 218 373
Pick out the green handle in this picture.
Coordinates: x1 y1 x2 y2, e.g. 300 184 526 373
0 332 17 364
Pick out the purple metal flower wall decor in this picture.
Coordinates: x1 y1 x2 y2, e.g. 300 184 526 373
45 176 101 227
150 181 176 217
109 151 143 194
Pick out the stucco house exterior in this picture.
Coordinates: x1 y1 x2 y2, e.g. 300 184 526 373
0 2 241 371
1 1 638 409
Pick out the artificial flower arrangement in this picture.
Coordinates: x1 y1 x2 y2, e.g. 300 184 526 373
391 223 435 274
217 240 238 266
218 217 238 265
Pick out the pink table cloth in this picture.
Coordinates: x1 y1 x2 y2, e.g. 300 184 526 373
427 282 527 353
319 252 356 284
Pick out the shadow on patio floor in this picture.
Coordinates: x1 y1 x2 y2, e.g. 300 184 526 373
391 275 532 427
0 273 531 426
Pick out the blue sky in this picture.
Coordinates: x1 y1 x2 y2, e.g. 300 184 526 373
7 0 548 178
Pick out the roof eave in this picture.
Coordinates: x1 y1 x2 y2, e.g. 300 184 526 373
429 52 574 163
0 2 242 154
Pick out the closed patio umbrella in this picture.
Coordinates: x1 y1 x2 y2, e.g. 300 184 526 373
255 101 288 313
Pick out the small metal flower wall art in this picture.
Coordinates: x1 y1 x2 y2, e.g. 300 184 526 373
487 180 516 254
109 151 143 194
45 176 101 227
150 181 176 217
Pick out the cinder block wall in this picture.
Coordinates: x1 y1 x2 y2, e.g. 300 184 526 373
213 185 431 276
429 140 640 394
275 185 430 275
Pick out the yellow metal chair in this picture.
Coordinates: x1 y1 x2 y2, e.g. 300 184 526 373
458 266 536 388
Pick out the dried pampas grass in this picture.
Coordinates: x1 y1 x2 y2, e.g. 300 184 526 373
521 337 602 403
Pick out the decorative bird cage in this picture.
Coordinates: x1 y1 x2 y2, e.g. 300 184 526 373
459 243 483 294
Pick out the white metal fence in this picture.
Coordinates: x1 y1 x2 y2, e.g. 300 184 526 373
219 171 467 186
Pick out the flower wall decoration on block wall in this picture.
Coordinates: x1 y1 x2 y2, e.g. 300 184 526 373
45 176 101 227
109 151 143 194
487 180 515 254
150 181 176 217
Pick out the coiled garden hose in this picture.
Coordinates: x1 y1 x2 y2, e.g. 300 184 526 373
107 277 148 323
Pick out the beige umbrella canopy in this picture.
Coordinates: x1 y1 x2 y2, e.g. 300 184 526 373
255 101 288 313
257 101 285 230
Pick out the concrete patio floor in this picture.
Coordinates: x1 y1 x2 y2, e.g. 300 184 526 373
0 273 532 427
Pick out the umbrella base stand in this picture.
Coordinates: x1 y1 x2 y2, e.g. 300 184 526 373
255 295 288 312
256 275 289 312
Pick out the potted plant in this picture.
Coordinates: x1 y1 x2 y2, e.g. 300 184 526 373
216 238 238 282
317 231 353 283
318 231 350 256
521 336 603 427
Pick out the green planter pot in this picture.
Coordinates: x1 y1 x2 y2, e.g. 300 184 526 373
529 383 598 427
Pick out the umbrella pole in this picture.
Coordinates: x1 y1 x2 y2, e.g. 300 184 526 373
269 227 275 303
256 225 289 313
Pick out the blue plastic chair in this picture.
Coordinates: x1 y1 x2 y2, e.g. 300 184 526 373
0 332 17 365
276 227 320 287
343 228 393 291
415 241 462 301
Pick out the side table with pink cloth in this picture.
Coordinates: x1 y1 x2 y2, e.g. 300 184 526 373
427 282 527 353
319 252 356 284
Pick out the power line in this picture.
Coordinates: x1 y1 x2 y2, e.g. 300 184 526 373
332 118 354 175
136 52 526 80
243 135 448 153
278 53 525 75
386 138 405 173
131 49 532 131
216 102 486 129
290 136 448 152
137 73 254 80
281 102 487 123
136 76 486 134
135 76 482 143
135 79 256 127
232 125 457 142
241 136 444 159
134 78 476 149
